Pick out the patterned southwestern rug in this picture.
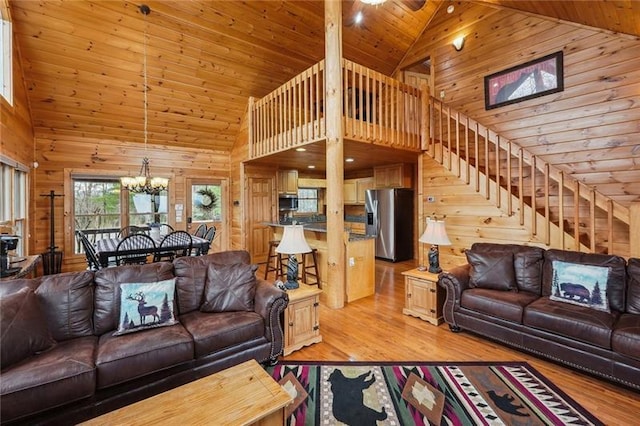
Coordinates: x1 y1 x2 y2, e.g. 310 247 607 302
266 361 603 426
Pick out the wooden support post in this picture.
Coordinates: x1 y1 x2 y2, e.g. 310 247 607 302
323 0 345 309
631 201 640 258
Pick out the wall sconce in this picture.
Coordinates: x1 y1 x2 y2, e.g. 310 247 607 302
452 36 465 51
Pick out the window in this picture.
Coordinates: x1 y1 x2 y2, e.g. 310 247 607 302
297 188 319 213
191 184 221 221
1 18 12 105
0 159 28 256
72 176 167 253
129 193 168 225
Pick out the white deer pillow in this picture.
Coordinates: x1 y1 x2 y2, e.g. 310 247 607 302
114 279 179 336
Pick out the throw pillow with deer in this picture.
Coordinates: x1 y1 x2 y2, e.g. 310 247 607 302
114 279 178 336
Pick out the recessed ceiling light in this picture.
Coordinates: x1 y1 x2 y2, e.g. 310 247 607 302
308 165 315 169
354 11 363 24
447 4 454 13
345 158 355 163
296 147 306 152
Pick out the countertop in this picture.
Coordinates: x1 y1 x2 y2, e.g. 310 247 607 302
264 222 375 241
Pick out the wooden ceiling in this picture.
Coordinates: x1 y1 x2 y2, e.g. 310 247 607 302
8 0 638 173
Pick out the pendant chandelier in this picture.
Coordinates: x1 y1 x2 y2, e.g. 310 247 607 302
120 5 168 196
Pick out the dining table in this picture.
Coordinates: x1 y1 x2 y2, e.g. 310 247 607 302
95 235 210 268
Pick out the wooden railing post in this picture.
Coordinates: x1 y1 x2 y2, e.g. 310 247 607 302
420 82 429 152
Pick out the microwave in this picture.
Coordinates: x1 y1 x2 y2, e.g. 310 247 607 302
278 195 299 211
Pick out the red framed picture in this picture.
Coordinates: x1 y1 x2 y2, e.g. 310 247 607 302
484 51 564 110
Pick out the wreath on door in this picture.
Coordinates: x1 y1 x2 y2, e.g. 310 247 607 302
196 188 218 211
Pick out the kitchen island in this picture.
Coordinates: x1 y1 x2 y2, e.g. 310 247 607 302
265 223 376 303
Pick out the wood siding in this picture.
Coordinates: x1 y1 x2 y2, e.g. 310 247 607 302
32 136 229 272
400 2 640 210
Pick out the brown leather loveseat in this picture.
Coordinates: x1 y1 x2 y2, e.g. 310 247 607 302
438 243 640 390
0 250 288 425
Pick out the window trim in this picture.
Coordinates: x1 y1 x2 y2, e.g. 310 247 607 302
1 18 13 106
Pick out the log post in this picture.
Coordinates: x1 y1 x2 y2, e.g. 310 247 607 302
631 201 640 258
323 0 345 309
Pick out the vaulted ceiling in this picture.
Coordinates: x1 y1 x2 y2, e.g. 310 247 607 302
7 0 639 158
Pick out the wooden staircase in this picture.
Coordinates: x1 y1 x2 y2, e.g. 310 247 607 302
426 97 631 257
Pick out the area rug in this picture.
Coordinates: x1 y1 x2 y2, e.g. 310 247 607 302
266 361 602 425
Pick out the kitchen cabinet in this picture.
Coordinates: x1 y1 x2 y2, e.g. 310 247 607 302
344 180 358 204
356 177 374 204
278 170 298 195
297 178 326 188
374 164 413 188
401 268 444 325
344 177 374 205
346 237 375 302
283 283 322 355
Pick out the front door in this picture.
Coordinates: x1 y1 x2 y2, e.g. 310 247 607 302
186 179 227 252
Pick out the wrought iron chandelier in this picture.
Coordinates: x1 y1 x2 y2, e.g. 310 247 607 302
120 5 168 196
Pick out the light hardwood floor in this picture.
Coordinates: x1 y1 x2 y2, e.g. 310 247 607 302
275 259 640 425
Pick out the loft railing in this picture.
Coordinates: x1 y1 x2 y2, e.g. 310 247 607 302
248 59 421 159
427 97 631 256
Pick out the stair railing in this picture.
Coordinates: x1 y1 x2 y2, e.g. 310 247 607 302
428 96 630 256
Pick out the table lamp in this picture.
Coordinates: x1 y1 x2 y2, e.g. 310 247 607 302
276 225 312 289
418 216 451 273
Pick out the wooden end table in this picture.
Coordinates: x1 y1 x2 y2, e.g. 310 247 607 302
283 283 322 355
80 359 292 425
401 268 445 326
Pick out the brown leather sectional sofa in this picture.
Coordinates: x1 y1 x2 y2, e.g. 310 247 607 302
438 243 640 390
0 250 288 425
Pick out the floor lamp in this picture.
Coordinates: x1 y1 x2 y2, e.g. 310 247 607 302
276 225 311 289
418 217 451 273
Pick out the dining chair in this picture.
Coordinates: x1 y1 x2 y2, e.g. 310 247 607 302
118 225 149 239
116 233 156 265
193 223 207 238
196 226 216 256
154 231 192 262
158 223 174 236
76 230 102 271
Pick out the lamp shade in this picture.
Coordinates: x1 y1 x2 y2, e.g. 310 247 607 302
276 225 312 254
419 218 451 246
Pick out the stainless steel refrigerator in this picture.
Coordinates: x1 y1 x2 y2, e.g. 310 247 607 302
365 188 414 262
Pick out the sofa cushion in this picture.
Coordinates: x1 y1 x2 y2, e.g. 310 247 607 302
34 270 95 341
612 314 640 361
114 279 179 336
0 336 97 423
173 250 252 315
523 297 618 349
201 263 258 312
461 288 539 324
542 249 626 312
1 287 56 370
513 250 544 294
180 310 265 358
96 323 194 389
469 243 545 294
94 262 175 335
627 258 640 314
549 260 610 313
466 250 516 291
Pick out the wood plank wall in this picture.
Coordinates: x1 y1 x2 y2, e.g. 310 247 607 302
420 154 547 269
401 2 640 262
32 136 230 272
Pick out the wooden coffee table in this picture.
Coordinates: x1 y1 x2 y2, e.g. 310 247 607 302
81 359 292 425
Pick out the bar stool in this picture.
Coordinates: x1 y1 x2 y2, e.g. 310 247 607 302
301 248 320 287
264 240 285 280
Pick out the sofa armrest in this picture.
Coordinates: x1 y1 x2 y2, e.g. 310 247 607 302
438 264 471 328
254 279 289 359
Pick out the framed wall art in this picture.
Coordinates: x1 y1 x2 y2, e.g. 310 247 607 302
484 51 564 110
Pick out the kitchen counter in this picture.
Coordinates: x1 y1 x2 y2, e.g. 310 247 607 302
264 222 375 241
265 223 376 302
